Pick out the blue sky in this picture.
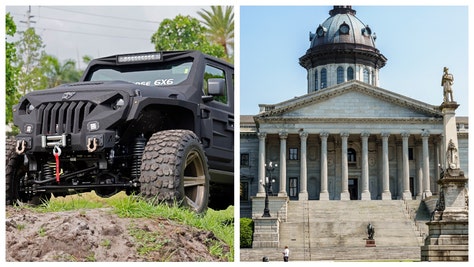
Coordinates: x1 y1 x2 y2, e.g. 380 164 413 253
240 6 469 116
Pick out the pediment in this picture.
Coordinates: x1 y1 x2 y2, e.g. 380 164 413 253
256 81 442 121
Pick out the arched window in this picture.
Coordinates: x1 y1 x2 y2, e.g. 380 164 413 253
363 68 370 84
347 67 354 81
321 68 327 89
314 70 319 91
348 148 356 163
337 66 344 84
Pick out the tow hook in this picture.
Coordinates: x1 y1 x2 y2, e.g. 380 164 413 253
15 140 26 155
87 137 98 153
53 145 62 183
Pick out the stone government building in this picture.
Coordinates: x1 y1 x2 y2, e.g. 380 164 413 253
240 6 469 218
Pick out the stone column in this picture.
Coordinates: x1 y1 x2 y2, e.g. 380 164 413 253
278 131 288 197
401 132 412 200
416 141 423 199
320 132 330 200
340 132 350 200
299 131 308 200
381 133 391 200
422 131 432 198
361 132 371 200
257 132 267 197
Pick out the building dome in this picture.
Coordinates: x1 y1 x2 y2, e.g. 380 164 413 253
300 6 387 92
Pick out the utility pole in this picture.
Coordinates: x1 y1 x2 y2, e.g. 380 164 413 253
19 6 36 30
18 6 37 95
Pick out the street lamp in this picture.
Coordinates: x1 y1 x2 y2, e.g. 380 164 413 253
261 162 277 217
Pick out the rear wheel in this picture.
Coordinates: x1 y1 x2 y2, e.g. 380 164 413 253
139 130 210 213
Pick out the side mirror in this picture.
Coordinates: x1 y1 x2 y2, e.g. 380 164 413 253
208 78 225 96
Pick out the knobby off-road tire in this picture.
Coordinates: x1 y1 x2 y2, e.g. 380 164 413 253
6 139 50 205
139 130 210 213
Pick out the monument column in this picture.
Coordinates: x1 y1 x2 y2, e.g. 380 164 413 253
361 132 371 200
299 131 309 200
401 132 412 200
320 132 330 200
340 132 350 200
257 132 267 197
278 131 288 197
381 133 391 200
421 131 432 198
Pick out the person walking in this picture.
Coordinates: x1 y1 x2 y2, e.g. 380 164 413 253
282 246 289 262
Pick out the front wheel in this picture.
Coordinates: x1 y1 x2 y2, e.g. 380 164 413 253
139 130 210 213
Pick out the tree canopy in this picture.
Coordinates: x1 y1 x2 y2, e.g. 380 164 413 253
150 15 225 60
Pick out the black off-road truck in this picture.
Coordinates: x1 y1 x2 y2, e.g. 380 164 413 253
7 50 234 213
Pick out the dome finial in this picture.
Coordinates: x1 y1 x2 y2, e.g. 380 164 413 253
329 6 356 16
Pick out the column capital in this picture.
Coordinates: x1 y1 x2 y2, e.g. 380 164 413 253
279 131 288 139
340 132 350 138
299 131 309 139
258 132 267 140
361 132 370 138
320 131 330 138
401 132 410 139
421 130 430 138
381 132 390 138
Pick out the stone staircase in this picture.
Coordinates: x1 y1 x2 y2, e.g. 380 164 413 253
241 200 431 262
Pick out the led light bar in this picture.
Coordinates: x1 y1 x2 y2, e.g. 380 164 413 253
117 52 162 64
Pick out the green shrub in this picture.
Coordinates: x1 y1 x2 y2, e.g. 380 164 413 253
240 217 254 248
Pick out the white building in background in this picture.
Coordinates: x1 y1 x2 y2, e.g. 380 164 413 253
240 6 468 218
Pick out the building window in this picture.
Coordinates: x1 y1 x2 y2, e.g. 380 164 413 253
320 68 327 89
363 68 369 84
347 67 354 81
314 70 318 91
348 148 356 163
337 66 344 84
289 148 299 160
289 177 298 197
240 181 249 201
408 148 414 160
241 153 250 167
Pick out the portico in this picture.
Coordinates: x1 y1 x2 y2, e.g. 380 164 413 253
253 81 444 201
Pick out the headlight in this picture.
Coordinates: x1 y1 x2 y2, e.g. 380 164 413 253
26 103 35 114
112 98 125 110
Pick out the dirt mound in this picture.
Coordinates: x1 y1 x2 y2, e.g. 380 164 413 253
5 206 229 262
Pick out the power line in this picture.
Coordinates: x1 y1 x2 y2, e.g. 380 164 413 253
18 26 151 40
37 15 156 33
41 6 162 25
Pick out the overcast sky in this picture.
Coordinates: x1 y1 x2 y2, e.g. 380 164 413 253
5 5 206 68
241 5 469 116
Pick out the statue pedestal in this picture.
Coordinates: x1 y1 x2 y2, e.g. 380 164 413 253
365 239 376 247
420 169 468 261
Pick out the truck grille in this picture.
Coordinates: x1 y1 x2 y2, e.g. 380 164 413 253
38 101 97 134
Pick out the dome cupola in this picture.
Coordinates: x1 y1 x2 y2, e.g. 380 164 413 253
300 6 387 92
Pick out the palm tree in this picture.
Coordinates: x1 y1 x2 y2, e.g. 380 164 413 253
198 6 234 60
41 55 81 88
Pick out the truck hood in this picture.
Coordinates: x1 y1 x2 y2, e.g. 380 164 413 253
22 80 187 107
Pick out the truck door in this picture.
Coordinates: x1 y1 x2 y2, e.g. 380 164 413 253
200 63 234 174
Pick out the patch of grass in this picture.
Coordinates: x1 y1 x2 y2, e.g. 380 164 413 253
38 226 46 237
85 252 96 262
16 223 26 231
100 239 111 249
128 223 170 258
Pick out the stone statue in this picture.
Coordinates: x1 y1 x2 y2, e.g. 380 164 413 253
367 223 375 240
446 139 458 169
441 67 454 102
